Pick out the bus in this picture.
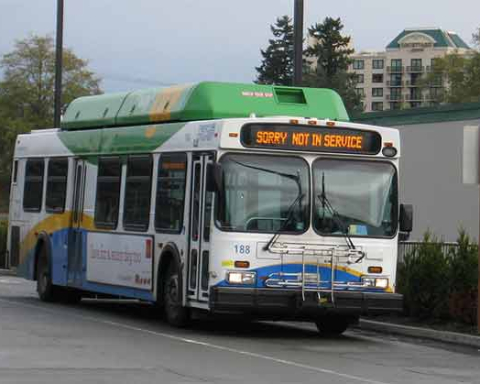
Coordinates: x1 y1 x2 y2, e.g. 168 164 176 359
6 82 412 334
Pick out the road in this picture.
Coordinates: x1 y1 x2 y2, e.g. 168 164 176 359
0 276 479 384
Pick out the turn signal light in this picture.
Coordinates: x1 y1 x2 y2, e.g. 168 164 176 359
368 266 383 274
234 261 250 268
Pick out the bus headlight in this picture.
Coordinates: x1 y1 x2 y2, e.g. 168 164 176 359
362 276 389 289
226 271 256 285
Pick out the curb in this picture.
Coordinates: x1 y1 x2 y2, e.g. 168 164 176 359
0 269 16 277
359 318 480 349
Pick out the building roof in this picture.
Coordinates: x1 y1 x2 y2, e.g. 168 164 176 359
353 102 480 127
386 28 470 49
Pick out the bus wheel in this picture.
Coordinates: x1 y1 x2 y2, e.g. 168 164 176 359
315 315 350 336
163 263 189 327
36 247 59 302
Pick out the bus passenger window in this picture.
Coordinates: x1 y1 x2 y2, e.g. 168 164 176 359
23 159 45 212
155 153 187 233
123 155 153 232
95 157 122 229
46 158 68 213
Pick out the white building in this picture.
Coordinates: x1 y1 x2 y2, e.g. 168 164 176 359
349 28 473 112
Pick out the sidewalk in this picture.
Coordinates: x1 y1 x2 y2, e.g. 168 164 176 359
0 268 16 276
359 318 480 349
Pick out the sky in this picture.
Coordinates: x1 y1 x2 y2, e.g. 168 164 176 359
0 0 479 92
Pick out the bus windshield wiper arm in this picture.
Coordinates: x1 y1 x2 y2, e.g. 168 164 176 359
230 159 301 186
318 172 360 256
263 192 305 251
230 159 305 252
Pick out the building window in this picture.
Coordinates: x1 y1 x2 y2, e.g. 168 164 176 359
372 59 384 69
390 102 401 110
95 157 122 229
123 155 153 232
391 59 402 71
23 159 45 212
353 60 364 70
355 88 365 97
46 158 68 213
372 74 383 83
356 74 364 84
389 73 403 87
411 58 422 68
372 102 383 111
155 153 187 233
372 88 383 97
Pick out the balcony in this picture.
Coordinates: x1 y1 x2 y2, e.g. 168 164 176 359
386 94 404 101
387 66 404 73
406 66 424 73
405 94 424 102
405 80 421 87
386 81 403 87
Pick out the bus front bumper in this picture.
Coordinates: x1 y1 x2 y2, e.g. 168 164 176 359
209 287 403 318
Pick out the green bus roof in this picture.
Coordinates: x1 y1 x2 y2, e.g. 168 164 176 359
61 82 349 130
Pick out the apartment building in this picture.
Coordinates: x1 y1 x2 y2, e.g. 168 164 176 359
349 28 473 112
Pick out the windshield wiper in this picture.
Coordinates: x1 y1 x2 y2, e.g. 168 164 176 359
318 172 364 263
229 159 305 252
263 192 305 251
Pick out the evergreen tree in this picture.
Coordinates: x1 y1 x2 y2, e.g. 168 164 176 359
473 27 480 48
255 16 294 86
303 17 363 114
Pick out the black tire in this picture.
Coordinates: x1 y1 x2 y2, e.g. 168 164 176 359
163 263 190 327
36 246 60 302
315 315 350 336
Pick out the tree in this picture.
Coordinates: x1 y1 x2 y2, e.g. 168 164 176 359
0 35 101 130
424 53 480 104
0 34 102 188
255 16 294 86
303 17 363 114
473 27 480 48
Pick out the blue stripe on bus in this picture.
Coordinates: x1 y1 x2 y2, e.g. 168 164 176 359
17 227 155 302
215 263 385 292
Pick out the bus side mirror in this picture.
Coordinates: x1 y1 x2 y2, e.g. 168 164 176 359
399 204 413 233
206 163 223 193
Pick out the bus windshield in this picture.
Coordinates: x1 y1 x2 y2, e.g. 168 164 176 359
217 154 310 233
313 159 397 238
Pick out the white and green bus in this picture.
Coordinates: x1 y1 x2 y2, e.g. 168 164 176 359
7 82 412 334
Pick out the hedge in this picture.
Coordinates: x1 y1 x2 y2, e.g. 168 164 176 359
397 229 478 325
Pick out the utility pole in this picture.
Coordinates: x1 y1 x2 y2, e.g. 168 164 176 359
54 0 64 128
293 0 304 86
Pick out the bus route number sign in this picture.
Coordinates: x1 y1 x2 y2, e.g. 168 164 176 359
240 124 382 155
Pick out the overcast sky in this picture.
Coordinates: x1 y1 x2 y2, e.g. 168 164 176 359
1 0 479 92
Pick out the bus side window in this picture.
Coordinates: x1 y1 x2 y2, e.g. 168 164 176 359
94 157 122 229
155 153 187 233
123 155 153 232
46 158 68 213
23 159 45 212
12 160 18 184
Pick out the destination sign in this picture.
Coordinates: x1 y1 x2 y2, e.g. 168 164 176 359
241 124 382 155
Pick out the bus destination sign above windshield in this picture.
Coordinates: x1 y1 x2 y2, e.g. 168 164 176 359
241 124 382 155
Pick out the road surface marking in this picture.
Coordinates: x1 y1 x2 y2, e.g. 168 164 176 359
0 297 392 384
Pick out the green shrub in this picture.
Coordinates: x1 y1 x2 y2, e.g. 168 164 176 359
0 220 7 268
397 229 478 324
397 231 450 320
447 229 478 325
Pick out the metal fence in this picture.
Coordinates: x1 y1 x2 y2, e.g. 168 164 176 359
397 241 473 264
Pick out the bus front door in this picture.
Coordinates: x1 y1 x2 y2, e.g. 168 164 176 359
187 154 213 303
68 159 86 286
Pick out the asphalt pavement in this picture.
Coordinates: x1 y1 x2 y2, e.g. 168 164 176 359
0 276 479 384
